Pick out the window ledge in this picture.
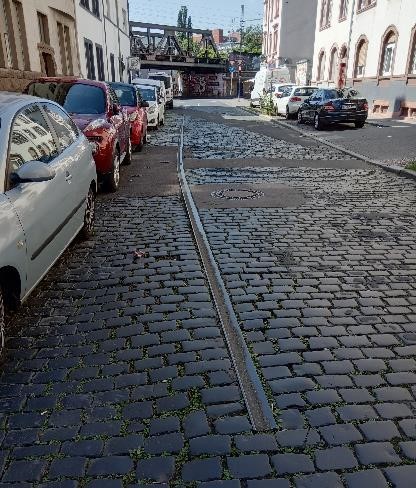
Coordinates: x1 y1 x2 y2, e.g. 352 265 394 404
357 3 376 14
319 23 331 31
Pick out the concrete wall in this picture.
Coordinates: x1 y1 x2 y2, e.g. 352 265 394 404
312 0 416 117
0 0 80 91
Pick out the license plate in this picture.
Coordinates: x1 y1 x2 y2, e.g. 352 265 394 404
342 104 355 110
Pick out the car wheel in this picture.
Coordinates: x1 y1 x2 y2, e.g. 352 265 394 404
80 187 95 239
297 110 304 124
106 150 121 192
0 287 5 358
285 107 291 120
123 137 132 165
314 113 323 130
355 121 365 128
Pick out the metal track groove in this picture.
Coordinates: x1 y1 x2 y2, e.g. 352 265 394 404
177 119 277 431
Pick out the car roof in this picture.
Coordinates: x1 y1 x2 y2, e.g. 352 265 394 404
30 77 108 89
0 91 41 119
135 84 156 90
109 81 134 88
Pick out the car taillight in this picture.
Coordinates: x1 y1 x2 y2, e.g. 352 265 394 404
289 97 302 102
363 102 368 110
323 102 335 111
274 93 282 98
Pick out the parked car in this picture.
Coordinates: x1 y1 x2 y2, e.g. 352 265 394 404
25 78 131 191
132 78 166 117
0 92 97 351
298 87 368 130
271 83 295 106
134 84 165 129
275 85 318 119
110 81 149 152
148 72 174 109
250 67 291 107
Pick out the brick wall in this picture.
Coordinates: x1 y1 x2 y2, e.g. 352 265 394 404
0 68 42 93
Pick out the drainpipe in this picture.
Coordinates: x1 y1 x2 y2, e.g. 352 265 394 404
101 0 110 80
346 0 356 84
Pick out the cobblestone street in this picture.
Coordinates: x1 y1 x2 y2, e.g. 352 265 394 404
2 101 416 487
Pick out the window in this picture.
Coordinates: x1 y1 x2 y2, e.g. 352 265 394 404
80 0 89 8
294 87 318 97
12 0 29 70
110 53 115 82
42 103 78 151
354 37 368 77
110 83 137 107
95 44 105 81
357 0 376 11
380 29 397 76
122 8 127 32
8 104 58 180
339 0 348 20
84 38 95 79
92 0 100 17
329 47 338 81
317 50 325 81
57 22 73 75
409 28 416 74
37 12 50 44
106 0 111 19
320 0 332 29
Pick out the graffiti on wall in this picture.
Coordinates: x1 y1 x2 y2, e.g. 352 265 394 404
182 73 225 97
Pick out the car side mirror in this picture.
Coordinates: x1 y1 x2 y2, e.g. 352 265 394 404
141 101 149 108
112 103 120 115
11 161 56 185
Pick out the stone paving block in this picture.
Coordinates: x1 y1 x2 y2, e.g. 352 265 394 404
271 453 315 474
199 482 241 488
344 469 389 488
359 420 401 441
227 454 272 478
214 416 251 434
305 407 336 427
3 459 46 482
399 441 416 460
235 434 278 452
136 456 175 482
384 465 416 488
88 456 133 475
276 429 321 447
48 457 87 478
295 472 344 488
315 446 358 470
190 435 231 455
144 432 184 455
319 423 363 445
182 458 222 482
104 435 144 455
355 442 401 465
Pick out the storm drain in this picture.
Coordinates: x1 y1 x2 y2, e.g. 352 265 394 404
211 188 265 201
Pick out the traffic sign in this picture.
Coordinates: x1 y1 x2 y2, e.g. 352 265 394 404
229 66 236 73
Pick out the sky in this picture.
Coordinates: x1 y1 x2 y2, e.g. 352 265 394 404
129 0 263 33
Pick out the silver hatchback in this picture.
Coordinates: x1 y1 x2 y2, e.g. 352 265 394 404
0 92 97 351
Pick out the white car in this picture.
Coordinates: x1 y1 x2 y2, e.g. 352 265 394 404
275 85 319 119
271 83 295 109
0 92 97 351
149 72 174 109
135 85 164 128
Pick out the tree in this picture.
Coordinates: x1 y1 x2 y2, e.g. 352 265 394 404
187 16 192 31
177 6 189 41
241 25 262 54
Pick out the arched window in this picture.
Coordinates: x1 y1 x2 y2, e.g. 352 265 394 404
408 25 416 74
380 28 398 76
317 50 326 81
354 37 368 77
329 47 338 81
320 0 332 29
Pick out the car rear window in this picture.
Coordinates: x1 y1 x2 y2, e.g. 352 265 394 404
342 88 364 99
110 83 137 107
137 87 156 102
324 89 344 100
28 82 106 114
294 87 318 96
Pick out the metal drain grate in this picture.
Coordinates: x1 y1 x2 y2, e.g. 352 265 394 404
211 188 265 201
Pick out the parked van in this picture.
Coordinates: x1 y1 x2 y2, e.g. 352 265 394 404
149 72 174 109
132 78 166 107
250 67 292 107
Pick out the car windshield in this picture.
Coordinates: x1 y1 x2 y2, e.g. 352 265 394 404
27 82 106 114
110 83 136 107
149 75 171 89
294 87 318 96
137 87 156 102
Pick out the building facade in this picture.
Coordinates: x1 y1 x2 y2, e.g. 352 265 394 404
312 0 416 117
75 0 130 83
0 0 80 91
263 0 318 69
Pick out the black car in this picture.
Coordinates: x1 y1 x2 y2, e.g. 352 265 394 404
298 88 368 130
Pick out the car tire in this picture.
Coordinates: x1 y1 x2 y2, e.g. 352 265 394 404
160 117 165 127
0 286 5 358
106 149 121 192
314 113 323 130
80 187 95 240
123 137 132 165
355 121 365 128
285 107 291 120
297 110 304 124
136 130 145 152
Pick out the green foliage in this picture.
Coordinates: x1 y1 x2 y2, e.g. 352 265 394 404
177 6 192 41
241 25 263 54
405 162 416 171
260 93 276 116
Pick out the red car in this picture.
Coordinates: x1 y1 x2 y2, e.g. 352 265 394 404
25 78 131 192
110 82 148 152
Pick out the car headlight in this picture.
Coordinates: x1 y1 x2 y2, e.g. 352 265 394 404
129 112 138 122
148 106 156 114
84 118 107 132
